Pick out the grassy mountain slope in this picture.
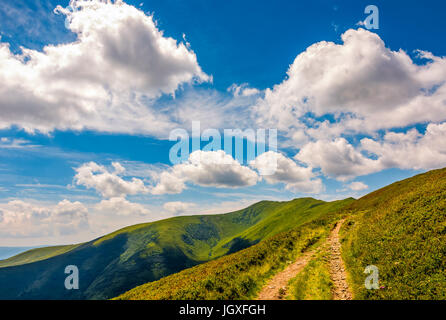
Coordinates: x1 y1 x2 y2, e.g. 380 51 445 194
341 168 446 299
287 247 333 300
115 200 352 300
116 168 446 300
0 197 352 300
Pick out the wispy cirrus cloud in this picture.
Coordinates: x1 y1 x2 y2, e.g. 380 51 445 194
0 137 37 149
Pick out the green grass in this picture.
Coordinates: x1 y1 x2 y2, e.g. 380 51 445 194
3 167 444 300
341 168 446 299
287 247 333 300
116 167 446 301
0 197 353 300
114 225 326 300
114 203 348 300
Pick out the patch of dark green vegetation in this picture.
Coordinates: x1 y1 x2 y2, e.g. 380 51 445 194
0 197 353 299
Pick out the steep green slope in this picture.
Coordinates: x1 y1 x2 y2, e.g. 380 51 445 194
0 197 352 300
115 200 350 300
341 168 446 299
116 168 446 300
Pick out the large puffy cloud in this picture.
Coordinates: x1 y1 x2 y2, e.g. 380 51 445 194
296 123 446 181
361 123 446 170
74 162 149 198
151 150 324 195
0 0 208 134
151 150 259 194
250 151 323 193
255 28 446 141
94 197 150 216
296 138 382 181
0 199 89 237
253 28 446 180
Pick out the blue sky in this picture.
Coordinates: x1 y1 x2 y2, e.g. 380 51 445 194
0 0 445 245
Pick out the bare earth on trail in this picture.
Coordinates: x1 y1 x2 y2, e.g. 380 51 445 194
256 219 353 300
328 219 353 300
256 249 316 300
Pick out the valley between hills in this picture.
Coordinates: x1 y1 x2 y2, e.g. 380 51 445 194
1 168 445 300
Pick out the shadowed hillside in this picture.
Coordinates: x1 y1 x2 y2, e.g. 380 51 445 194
115 207 346 300
0 197 352 300
116 168 446 300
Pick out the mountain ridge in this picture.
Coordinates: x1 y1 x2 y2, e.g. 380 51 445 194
0 197 353 299
116 167 446 300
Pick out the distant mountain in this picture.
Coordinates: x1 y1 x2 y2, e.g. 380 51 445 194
5 168 443 300
116 168 446 300
0 247 43 261
0 197 352 299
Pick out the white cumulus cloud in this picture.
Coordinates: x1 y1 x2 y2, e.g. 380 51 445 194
296 138 382 181
0 0 208 134
255 28 446 140
74 161 149 198
151 150 259 195
347 181 369 191
228 83 261 97
361 122 446 171
250 151 323 193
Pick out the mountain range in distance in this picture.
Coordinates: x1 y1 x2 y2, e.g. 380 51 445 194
1 167 445 300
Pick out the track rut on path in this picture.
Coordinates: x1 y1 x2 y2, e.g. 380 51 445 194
256 249 316 300
256 219 353 300
328 219 353 300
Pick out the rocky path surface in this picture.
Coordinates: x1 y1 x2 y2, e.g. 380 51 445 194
256 219 353 300
256 249 315 300
328 219 353 300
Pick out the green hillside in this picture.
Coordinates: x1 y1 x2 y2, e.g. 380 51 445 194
341 168 446 299
4 168 443 300
0 197 352 300
116 168 446 300
115 203 347 300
